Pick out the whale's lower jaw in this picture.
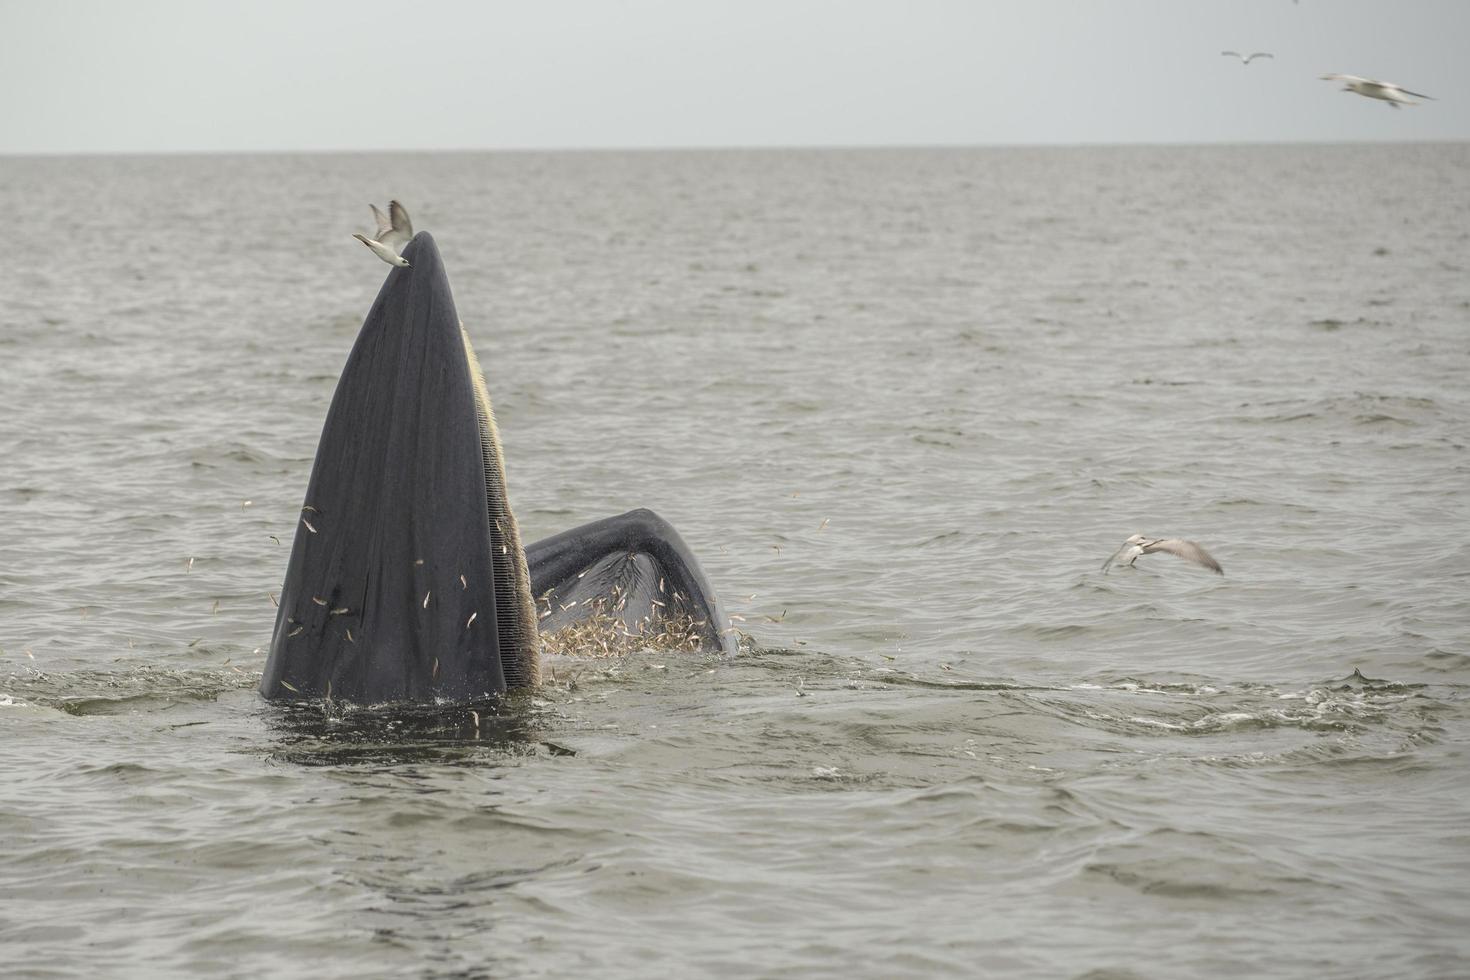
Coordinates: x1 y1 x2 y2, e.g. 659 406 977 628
260 232 537 705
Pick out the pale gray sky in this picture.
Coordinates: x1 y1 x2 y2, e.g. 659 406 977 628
1 0 1465 154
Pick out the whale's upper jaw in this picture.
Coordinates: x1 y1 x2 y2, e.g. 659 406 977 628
260 232 537 705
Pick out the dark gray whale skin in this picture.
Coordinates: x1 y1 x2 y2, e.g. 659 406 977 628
259 233 733 705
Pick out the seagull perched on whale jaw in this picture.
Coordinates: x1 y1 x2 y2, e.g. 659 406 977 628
1102 535 1224 575
352 200 414 267
1320 74 1435 108
1221 51 1273 65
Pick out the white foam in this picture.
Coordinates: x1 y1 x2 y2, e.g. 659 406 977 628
1129 716 1186 730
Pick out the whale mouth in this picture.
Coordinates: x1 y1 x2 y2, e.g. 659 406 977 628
260 232 538 705
460 316 540 688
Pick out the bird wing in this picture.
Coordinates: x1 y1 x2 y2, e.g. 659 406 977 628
1246 53 1273 62
1321 73 1367 84
1143 538 1223 574
1101 541 1133 574
352 233 396 265
371 204 393 240
1393 86 1434 100
1221 51 1243 60
379 200 414 249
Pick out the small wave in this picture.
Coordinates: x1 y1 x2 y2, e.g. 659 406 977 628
1111 710 1272 735
1051 669 1441 741
1085 678 1221 696
1127 715 1186 731
1424 649 1470 672
3 664 256 715
1030 624 1091 640
1308 316 1387 331
1188 711 1263 732
1233 392 1438 428
876 673 1041 693
914 529 967 548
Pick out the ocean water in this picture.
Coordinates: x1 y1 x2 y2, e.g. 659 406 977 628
1 145 1467 978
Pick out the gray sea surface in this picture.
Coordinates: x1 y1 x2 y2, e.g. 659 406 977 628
2 145 1468 979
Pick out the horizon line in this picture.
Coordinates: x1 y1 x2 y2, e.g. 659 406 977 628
3 136 1467 159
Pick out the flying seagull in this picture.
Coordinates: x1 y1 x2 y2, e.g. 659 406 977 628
1102 535 1224 575
352 200 414 267
1320 74 1435 108
1221 51 1273 65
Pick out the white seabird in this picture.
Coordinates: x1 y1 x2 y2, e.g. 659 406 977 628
1221 51 1273 65
1102 535 1224 575
1320 74 1435 108
352 200 414 267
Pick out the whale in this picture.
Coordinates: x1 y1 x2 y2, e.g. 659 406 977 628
259 232 735 704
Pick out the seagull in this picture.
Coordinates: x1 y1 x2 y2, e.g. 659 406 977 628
352 200 414 267
1102 535 1224 575
1221 51 1273 65
1320 74 1435 108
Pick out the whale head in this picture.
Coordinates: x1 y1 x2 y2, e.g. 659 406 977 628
260 233 539 704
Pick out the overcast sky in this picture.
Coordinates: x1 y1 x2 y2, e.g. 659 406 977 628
1 0 1465 154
